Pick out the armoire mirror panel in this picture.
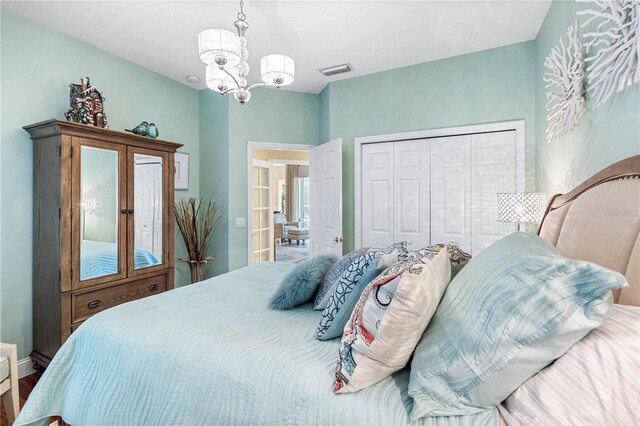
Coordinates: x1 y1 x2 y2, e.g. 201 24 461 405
133 153 164 269
79 145 123 281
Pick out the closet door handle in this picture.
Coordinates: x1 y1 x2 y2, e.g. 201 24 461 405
87 300 101 309
148 284 159 292
127 209 134 214
121 209 128 214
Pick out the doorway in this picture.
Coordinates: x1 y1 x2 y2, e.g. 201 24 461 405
247 143 312 265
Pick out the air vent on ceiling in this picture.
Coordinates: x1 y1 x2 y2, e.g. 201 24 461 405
319 63 354 77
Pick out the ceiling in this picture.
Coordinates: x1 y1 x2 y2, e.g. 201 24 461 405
3 1 551 94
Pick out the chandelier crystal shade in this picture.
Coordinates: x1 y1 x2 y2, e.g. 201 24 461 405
261 54 295 86
205 64 238 93
198 29 241 66
197 0 295 105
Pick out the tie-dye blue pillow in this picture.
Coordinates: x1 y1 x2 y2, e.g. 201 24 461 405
408 232 627 420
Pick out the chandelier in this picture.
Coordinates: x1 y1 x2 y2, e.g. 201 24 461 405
197 0 295 105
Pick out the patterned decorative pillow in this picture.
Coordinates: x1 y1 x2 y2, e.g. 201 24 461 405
383 243 471 279
316 242 408 340
313 247 370 310
408 232 628 420
375 241 411 265
334 247 452 393
430 243 472 278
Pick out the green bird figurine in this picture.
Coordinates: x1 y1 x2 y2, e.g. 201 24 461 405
147 123 159 139
125 121 149 136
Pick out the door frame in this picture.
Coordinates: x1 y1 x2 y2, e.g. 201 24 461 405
246 142 314 264
354 120 526 248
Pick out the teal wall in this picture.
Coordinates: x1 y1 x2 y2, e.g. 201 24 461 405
199 90 230 277
0 10 200 358
226 88 319 271
198 87 319 275
320 41 537 252
535 0 640 194
319 84 331 143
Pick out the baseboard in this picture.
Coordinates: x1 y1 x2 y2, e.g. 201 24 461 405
18 357 37 379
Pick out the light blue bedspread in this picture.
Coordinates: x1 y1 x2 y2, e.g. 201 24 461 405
81 240 160 280
15 263 498 426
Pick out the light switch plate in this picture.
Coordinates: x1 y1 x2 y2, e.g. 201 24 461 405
235 217 246 228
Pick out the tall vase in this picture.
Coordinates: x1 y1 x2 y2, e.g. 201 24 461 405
180 259 211 283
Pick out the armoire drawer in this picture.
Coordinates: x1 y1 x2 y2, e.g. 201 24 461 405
72 274 167 323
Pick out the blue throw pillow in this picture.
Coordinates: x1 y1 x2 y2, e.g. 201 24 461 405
316 242 408 340
270 255 337 310
408 232 627 420
313 247 370 310
316 252 382 340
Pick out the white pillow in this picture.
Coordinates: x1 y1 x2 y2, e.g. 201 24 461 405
334 247 451 393
499 304 640 426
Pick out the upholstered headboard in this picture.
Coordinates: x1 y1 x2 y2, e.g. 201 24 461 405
538 156 640 306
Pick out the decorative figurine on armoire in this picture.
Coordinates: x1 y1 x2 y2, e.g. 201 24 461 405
64 76 109 128
125 121 160 139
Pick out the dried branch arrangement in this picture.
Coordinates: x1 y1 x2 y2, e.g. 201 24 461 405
174 197 224 283
544 20 585 142
578 0 639 109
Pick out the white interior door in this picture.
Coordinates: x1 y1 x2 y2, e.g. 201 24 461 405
471 131 517 253
361 142 394 248
430 135 472 253
251 159 273 264
309 139 342 256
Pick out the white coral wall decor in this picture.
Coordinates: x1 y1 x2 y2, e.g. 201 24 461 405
578 0 640 109
543 20 585 142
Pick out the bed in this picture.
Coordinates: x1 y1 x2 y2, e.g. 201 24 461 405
80 240 160 280
15 262 498 426
15 156 640 426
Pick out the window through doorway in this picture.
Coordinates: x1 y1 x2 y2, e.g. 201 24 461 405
248 145 311 265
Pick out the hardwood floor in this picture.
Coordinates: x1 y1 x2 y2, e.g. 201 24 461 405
0 370 42 426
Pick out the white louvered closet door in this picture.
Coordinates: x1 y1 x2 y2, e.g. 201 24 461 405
361 142 394 248
359 130 519 255
471 131 517 253
393 140 431 248
430 135 472 253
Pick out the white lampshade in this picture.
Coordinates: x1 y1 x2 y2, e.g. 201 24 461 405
198 29 241 66
496 192 548 224
206 64 238 93
260 54 295 86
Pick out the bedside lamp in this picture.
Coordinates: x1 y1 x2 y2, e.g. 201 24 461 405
496 192 547 232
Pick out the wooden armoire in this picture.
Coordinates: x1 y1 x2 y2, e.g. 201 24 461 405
24 119 182 367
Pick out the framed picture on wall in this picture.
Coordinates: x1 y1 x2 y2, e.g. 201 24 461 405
174 152 189 190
